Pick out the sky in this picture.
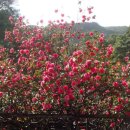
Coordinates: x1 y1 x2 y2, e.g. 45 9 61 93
17 0 130 27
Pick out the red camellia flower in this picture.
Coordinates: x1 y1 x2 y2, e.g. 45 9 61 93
99 37 104 43
0 92 3 97
110 122 115 128
125 112 130 117
63 85 68 90
79 89 84 94
113 82 119 87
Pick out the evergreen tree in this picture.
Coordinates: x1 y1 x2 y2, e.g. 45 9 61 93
0 0 18 44
114 27 130 62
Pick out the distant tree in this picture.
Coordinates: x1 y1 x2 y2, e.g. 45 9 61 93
0 0 14 10
113 27 130 62
0 0 18 45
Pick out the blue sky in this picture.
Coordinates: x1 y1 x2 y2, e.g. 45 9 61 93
17 0 130 26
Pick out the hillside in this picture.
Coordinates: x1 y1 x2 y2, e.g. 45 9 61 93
105 26 128 34
73 22 128 35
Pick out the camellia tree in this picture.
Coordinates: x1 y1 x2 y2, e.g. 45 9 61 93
0 1 130 129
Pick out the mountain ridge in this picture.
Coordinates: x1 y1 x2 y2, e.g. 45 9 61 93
73 22 128 35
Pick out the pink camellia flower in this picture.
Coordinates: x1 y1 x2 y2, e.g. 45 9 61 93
71 80 77 87
85 40 90 45
105 111 110 116
79 8 82 13
42 103 52 110
42 76 50 82
40 81 45 87
122 80 128 87
94 60 99 65
52 53 59 59
48 67 54 73
69 71 74 77
82 15 86 19
99 37 104 43
58 88 63 94
64 95 70 102
81 33 85 38
72 67 78 73
87 7 93 14
0 92 3 97
64 65 69 71
95 75 101 80
73 50 83 57
19 49 24 55
64 38 69 43
54 9 58 13
92 15 96 19
40 19 43 23
117 97 122 102
107 45 114 56
100 33 104 37
87 17 90 21
83 73 90 81
114 105 123 112
24 49 30 55
124 56 129 62
89 32 94 37
61 13 64 17
91 67 98 74
38 50 44 55
9 16 14 23
98 67 105 74
126 89 130 94
10 48 14 53
84 60 91 68
32 97 37 103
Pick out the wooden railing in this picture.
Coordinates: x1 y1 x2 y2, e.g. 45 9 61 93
0 112 130 130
